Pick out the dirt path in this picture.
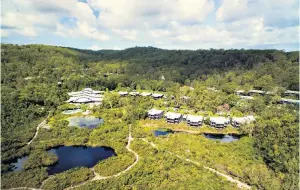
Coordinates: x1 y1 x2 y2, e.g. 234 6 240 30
141 138 251 190
27 114 50 145
64 125 139 189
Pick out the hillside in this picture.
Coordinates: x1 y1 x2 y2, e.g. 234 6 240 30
1 44 299 190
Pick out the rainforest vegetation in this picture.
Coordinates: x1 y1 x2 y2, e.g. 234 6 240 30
1 43 299 189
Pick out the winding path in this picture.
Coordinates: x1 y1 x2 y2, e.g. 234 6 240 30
141 138 251 190
64 124 139 189
27 114 50 145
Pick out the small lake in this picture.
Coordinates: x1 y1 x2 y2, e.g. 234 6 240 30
48 146 116 175
10 156 28 172
9 146 116 175
68 116 104 129
153 129 173 137
62 109 82 114
203 134 240 142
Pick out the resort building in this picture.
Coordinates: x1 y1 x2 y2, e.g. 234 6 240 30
148 109 164 119
231 115 255 128
118 91 129 96
129 91 140 96
210 117 230 128
239 95 254 100
248 90 265 96
152 93 164 99
67 88 103 104
279 98 300 105
284 90 300 97
186 115 203 127
140 92 152 97
235 90 245 95
165 112 183 124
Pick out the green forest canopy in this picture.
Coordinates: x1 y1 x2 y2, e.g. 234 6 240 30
1 44 299 189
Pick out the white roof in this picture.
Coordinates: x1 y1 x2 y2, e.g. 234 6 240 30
118 91 128 95
186 115 203 122
249 90 265 93
240 95 254 100
140 92 152 96
67 97 103 103
285 90 300 95
210 117 230 124
68 88 103 96
129 92 140 95
165 112 182 119
152 93 164 98
148 108 163 115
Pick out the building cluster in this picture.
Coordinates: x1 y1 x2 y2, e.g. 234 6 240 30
67 88 104 105
235 89 300 105
147 109 255 128
118 91 164 99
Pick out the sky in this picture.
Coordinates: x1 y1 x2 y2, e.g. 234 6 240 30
1 0 299 51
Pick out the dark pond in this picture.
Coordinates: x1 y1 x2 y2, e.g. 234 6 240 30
68 116 104 129
203 134 240 142
154 129 173 137
9 146 116 175
48 146 116 175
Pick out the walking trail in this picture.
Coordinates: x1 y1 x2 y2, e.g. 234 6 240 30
141 138 251 190
27 114 50 145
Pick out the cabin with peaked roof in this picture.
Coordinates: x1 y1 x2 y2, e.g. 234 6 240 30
152 93 164 99
231 115 255 128
165 112 182 124
210 117 230 128
186 115 203 127
148 109 164 119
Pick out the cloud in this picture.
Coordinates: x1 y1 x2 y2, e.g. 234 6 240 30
56 22 109 41
216 0 299 27
112 29 138 41
1 0 298 50
88 0 215 29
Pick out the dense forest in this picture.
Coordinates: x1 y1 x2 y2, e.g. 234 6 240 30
1 43 299 189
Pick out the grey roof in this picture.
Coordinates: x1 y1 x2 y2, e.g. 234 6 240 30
210 117 230 125
165 112 182 119
186 115 203 122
